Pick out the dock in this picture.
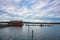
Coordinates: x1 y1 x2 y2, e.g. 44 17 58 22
0 21 60 28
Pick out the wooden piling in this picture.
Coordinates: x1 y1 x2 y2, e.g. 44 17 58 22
32 30 33 40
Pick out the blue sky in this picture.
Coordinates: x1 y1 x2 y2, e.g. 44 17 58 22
0 0 60 22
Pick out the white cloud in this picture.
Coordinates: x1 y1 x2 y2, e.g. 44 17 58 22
14 0 21 3
0 5 32 20
32 1 47 9
0 0 60 22
3 0 21 3
23 19 55 22
30 5 60 19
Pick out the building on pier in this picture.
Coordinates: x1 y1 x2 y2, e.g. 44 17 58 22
0 21 23 27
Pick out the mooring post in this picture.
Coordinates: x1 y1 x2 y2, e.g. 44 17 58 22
32 30 33 40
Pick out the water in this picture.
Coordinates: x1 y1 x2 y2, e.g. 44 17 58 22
0 24 60 40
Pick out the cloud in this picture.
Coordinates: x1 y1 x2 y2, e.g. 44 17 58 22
0 0 60 22
31 1 47 9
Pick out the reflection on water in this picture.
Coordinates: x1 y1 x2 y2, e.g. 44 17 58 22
0 27 23 40
0 24 60 40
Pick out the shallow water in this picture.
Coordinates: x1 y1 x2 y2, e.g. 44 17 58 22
0 24 60 40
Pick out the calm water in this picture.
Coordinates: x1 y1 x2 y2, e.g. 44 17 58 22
0 24 60 40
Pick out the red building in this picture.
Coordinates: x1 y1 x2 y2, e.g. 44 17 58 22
8 21 23 27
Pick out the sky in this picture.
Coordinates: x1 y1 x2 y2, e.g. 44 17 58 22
0 0 60 22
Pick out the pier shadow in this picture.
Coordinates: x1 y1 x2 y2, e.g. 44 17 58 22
0 25 22 29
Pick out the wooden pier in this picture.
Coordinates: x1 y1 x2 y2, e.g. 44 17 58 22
0 21 60 28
